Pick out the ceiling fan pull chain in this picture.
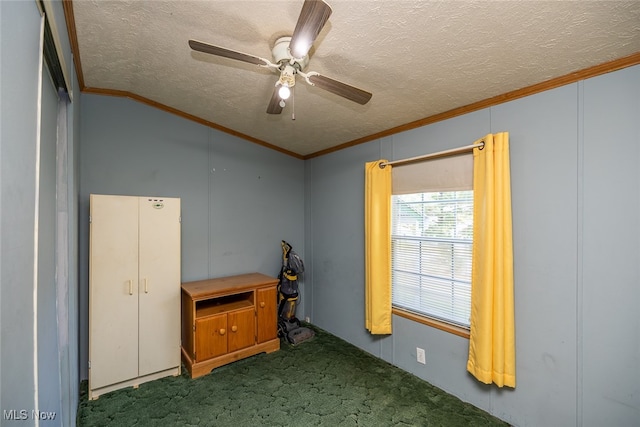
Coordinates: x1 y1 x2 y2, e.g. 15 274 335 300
292 86 296 121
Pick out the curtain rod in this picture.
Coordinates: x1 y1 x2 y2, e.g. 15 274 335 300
379 141 484 168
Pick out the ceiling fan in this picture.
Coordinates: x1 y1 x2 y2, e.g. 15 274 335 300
188 0 372 115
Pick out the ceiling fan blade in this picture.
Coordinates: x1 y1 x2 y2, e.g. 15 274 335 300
266 86 284 114
189 39 272 67
307 73 372 105
289 0 332 58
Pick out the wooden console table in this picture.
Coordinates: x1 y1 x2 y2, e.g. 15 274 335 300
181 273 280 378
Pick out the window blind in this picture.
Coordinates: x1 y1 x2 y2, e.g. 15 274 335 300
392 153 472 194
391 153 473 327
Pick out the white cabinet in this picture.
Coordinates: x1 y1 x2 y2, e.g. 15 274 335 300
89 194 181 399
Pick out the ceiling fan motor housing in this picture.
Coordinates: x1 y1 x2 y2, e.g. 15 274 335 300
272 36 309 71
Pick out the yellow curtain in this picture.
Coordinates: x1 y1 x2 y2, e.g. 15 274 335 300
467 132 516 388
364 160 392 334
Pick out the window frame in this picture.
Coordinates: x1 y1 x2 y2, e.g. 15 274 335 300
393 307 470 339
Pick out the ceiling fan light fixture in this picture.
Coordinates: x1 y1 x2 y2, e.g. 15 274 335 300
277 64 296 100
278 85 291 100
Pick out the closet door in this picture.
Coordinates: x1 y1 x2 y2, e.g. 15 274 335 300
138 197 181 376
89 195 139 389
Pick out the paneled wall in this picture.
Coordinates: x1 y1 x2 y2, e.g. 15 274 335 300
1 1 80 425
305 65 640 426
79 94 305 379
580 66 640 427
1 2 42 419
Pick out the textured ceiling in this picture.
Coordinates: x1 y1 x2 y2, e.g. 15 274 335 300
69 0 640 157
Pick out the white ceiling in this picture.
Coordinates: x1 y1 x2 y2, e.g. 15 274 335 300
69 0 640 157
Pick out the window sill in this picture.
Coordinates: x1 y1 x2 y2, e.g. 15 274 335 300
393 308 470 339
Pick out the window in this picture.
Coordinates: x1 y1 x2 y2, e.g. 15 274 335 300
391 190 473 329
388 152 474 333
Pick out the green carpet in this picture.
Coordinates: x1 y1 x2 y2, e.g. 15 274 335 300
77 327 508 426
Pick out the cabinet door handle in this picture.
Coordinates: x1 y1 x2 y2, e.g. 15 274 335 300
128 280 133 295
231 325 238 333
219 328 226 336
144 278 149 293
259 302 265 308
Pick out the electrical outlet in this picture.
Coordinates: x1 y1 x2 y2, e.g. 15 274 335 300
416 347 426 364
305 316 310 323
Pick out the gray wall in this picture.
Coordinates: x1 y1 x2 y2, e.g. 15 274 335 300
78 94 305 379
1 1 80 425
305 64 640 426
581 66 640 427
1 1 41 420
